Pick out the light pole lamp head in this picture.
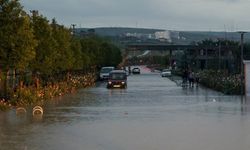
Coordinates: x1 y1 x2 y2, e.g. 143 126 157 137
237 31 247 36
237 31 247 33
238 31 247 44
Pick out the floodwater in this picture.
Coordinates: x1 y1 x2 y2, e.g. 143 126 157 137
1 66 250 150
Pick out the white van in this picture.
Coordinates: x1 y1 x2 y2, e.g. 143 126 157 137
99 66 115 80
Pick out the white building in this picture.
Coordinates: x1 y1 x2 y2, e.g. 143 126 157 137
155 31 171 42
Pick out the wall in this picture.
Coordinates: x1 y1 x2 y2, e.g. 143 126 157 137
244 61 250 96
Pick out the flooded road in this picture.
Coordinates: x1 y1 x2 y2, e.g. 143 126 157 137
1 67 250 150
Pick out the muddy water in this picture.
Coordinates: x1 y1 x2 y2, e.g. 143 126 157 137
1 68 250 150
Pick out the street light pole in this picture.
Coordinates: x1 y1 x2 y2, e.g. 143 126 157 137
71 24 76 35
218 40 221 70
238 32 246 95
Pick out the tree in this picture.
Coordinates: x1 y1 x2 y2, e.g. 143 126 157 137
0 0 37 94
0 0 37 71
71 37 83 70
80 36 122 68
80 37 100 67
51 19 75 73
30 11 57 76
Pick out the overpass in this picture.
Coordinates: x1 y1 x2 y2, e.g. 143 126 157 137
122 43 198 66
122 43 238 70
126 43 198 51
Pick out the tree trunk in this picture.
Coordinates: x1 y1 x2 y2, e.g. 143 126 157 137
3 70 10 99
12 69 16 90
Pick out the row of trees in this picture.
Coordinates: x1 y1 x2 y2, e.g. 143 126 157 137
0 0 122 80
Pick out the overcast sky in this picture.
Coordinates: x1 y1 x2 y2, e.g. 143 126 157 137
21 0 250 31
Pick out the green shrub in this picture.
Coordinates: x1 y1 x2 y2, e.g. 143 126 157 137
198 70 242 95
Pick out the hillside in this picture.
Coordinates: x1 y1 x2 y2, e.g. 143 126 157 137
76 27 165 37
75 27 250 44
174 31 250 44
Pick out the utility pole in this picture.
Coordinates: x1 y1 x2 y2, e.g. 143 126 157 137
218 40 221 70
238 31 246 95
71 24 76 35
205 47 208 69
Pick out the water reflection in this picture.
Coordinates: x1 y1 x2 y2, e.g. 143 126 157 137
108 88 127 96
239 96 250 116
32 114 43 122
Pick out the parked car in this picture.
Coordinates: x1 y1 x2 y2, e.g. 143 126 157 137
161 69 172 77
132 67 140 74
99 66 114 80
107 70 127 89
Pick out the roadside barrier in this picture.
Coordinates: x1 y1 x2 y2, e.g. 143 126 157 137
32 106 43 116
16 107 27 115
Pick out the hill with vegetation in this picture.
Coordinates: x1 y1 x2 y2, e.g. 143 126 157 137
76 27 250 45
174 31 250 44
76 27 165 37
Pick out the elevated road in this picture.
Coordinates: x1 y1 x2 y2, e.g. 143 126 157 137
126 43 198 51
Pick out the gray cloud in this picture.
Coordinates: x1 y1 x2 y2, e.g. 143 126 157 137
21 0 250 31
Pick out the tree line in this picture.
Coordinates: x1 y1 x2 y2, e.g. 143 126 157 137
0 0 122 86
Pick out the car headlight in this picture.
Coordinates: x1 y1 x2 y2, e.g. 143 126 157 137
108 81 112 84
121 82 125 84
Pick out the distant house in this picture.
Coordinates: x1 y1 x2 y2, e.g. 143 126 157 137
155 31 171 42
183 45 237 72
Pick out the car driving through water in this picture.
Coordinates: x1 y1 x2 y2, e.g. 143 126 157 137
107 70 127 89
